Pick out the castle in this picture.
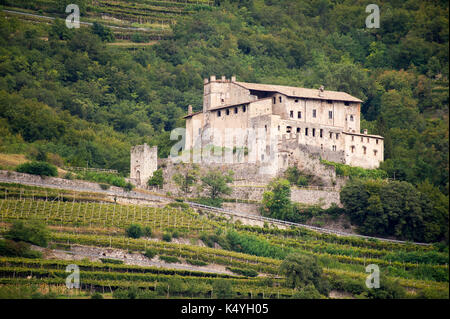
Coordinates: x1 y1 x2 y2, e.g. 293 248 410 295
183 75 383 175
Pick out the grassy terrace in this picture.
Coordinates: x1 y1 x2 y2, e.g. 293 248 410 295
0 183 448 298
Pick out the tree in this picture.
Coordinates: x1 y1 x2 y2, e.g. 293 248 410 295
261 178 292 219
5 220 49 247
15 161 58 177
147 169 164 188
213 279 233 299
279 252 329 296
200 169 233 199
126 224 143 239
172 164 199 194
91 22 114 43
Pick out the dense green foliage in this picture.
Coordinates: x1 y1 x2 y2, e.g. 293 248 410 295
0 239 42 259
77 171 127 188
172 164 199 194
200 169 234 199
5 220 49 247
280 253 330 296
126 224 144 239
147 169 164 188
320 160 388 179
340 179 449 243
15 161 57 177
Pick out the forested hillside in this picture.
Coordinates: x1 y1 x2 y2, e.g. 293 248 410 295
0 0 448 195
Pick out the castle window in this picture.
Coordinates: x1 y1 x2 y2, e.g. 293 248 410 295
278 125 280 131
243 105 246 112
298 111 301 119
226 109 230 115
351 146 355 153
313 109 317 118
374 150 378 156
290 110 293 118
265 125 267 132
279 96 282 103
350 115 354 121
312 128 316 137
327 100 333 104
286 126 292 133
376 139 378 144
295 99 299 103
336 133 339 140
332 145 336 151
234 107 238 114
320 129 323 138
305 128 308 136
363 146 367 155
217 110 221 117
321 144 323 150
297 127 300 133
351 136 354 141
328 111 333 119
345 102 350 106
361 136 363 142
329 132 333 139
273 97 276 104
367 137 370 143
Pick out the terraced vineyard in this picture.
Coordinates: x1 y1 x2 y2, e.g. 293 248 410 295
0 182 448 299
1 0 214 41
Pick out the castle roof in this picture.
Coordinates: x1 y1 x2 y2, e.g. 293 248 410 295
234 81 363 103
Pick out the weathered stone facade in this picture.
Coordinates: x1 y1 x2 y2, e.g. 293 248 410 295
130 144 157 187
184 76 384 172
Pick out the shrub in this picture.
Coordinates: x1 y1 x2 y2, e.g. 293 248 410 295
226 267 258 277
172 230 180 239
191 197 223 208
100 258 123 264
143 226 152 237
291 284 323 299
5 220 49 247
144 248 157 259
185 259 208 266
126 224 143 239
147 169 164 188
15 161 57 177
123 182 134 192
91 292 104 299
0 239 42 258
213 280 233 299
99 183 110 190
159 255 179 263
162 232 172 242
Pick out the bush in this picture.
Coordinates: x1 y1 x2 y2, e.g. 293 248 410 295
185 258 208 266
144 248 157 259
91 292 104 299
143 226 152 237
226 267 258 277
172 230 180 239
159 255 179 263
15 161 57 177
123 182 134 192
99 183 110 190
291 284 323 299
0 239 42 258
191 197 223 208
100 258 123 264
126 224 143 239
162 232 172 242
147 169 164 188
5 220 49 247
213 279 233 299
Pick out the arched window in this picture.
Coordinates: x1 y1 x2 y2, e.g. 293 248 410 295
350 115 354 121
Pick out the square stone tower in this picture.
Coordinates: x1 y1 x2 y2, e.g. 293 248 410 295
130 144 157 187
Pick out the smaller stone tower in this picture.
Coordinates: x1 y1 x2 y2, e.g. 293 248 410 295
130 144 157 187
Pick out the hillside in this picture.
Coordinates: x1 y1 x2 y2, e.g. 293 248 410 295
0 0 448 300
